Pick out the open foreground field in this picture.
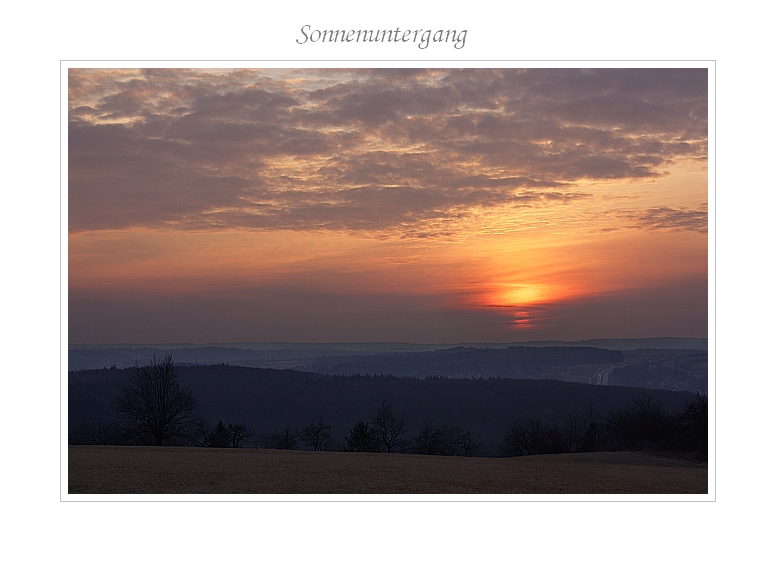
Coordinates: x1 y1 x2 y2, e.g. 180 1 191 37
68 446 707 494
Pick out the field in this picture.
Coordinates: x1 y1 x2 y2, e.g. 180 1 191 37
68 446 707 494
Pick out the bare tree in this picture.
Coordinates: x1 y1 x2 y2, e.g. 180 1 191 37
414 422 482 456
500 417 547 456
197 418 254 448
371 400 409 453
679 393 707 460
228 422 254 448
71 414 121 445
632 389 665 419
439 425 464 456
457 429 483 457
562 405 599 453
195 416 212 447
579 404 600 452
115 354 198 446
263 427 299 450
301 418 332 451
413 420 443 455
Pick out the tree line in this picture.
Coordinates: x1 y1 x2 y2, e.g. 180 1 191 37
498 390 707 460
70 355 706 460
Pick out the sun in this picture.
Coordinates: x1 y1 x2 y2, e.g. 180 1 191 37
513 310 530 327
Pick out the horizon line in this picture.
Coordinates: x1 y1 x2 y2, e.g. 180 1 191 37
69 336 709 348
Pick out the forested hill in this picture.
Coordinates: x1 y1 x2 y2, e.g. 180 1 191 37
69 363 693 455
310 346 624 378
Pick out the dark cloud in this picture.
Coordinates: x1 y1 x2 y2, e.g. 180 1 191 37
636 204 708 233
69 123 255 231
598 204 708 234
68 68 708 234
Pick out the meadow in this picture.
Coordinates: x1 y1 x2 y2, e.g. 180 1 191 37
68 446 707 495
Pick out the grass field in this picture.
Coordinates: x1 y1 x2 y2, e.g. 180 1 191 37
68 446 707 494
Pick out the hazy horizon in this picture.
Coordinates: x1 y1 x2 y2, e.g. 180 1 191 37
71 336 708 344
69 336 708 350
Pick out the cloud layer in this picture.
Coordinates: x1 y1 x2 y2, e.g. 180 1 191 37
69 68 708 237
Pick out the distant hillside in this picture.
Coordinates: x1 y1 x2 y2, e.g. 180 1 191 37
67 338 707 370
610 353 708 392
67 342 454 371
573 338 707 351
310 346 624 379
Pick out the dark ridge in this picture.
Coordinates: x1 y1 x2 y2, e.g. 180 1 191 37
69 364 697 456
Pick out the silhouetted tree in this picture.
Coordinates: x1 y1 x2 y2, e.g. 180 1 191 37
544 422 569 454
207 421 232 448
564 404 600 453
264 427 299 450
371 400 408 453
71 414 121 445
677 393 708 460
115 354 198 446
499 417 548 456
632 389 669 445
500 419 526 457
344 420 380 452
227 422 254 448
599 390 673 452
413 421 443 455
632 389 665 420
301 418 332 451
195 416 215 447
457 429 483 457
439 425 464 456
413 423 482 456
198 418 255 448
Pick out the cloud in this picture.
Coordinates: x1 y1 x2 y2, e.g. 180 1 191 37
68 68 708 236
597 204 708 234
635 204 709 233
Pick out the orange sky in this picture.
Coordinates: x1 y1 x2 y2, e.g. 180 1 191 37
69 68 708 344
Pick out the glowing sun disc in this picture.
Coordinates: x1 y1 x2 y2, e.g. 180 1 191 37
513 311 530 326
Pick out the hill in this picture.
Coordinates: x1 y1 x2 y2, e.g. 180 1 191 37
70 364 698 455
309 345 623 378
67 338 707 370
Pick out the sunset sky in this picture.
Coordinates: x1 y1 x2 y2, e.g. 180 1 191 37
68 68 708 344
